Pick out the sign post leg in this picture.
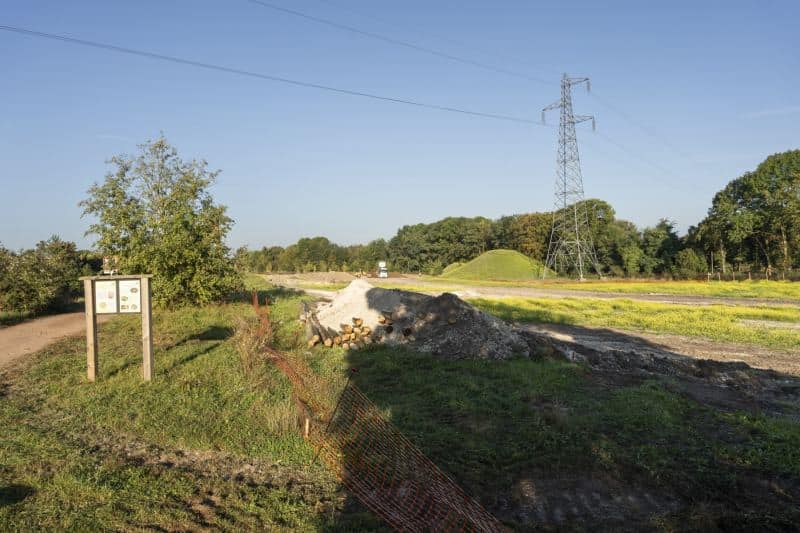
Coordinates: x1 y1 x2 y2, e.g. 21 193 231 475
141 276 153 381
83 279 98 381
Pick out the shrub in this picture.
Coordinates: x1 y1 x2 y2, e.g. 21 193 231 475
0 237 82 314
672 249 708 279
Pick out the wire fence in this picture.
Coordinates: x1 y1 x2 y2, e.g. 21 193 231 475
252 294 505 532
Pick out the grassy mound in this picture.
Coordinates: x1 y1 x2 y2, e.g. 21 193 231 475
441 249 545 281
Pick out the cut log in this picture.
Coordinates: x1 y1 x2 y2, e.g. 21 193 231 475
353 327 362 336
353 317 363 327
334 336 342 345
324 338 333 347
342 342 350 350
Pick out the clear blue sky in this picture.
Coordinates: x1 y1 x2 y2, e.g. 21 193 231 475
1 0 797 251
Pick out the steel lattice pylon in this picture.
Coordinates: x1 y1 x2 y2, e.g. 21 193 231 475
541 73 600 280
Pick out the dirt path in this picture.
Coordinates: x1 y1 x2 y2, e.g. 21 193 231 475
0 312 110 368
267 274 798 307
382 277 799 307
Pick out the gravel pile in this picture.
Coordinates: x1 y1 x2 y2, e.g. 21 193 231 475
309 280 530 359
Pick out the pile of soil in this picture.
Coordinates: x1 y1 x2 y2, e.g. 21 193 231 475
312 280 530 359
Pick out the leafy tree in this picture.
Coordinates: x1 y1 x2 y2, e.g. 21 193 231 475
672 249 708 279
0 237 83 314
619 244 644 277
696 150 800 275
80 137 241 307
641 219 681 275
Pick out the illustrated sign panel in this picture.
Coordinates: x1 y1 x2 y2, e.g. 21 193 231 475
118 279 141 313
95 280 118 314
93 279 143 315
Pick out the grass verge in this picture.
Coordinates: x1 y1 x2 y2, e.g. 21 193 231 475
472 296 800 351
0 283 380 531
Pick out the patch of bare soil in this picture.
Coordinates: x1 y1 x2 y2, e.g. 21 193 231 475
499 473 681 531
0 312 112 368
264 272 356 286
523 323 800 419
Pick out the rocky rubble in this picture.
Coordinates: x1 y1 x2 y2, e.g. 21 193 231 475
305 279 530 359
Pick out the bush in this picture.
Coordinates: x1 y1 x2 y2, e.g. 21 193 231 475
0 237 83 314
672 249 708 280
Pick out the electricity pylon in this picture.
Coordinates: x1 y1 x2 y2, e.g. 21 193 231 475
541 74 601 281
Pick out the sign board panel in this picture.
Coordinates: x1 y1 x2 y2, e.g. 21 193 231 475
118 279 141 313
95 280 118 314
82 275 153 382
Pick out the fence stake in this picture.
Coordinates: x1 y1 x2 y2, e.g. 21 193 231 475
83 279 98 381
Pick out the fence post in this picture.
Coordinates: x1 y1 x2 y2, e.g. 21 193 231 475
84 279 98 381
141 276 153 381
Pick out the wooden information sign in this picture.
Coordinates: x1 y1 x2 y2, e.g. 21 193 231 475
80 275 153 382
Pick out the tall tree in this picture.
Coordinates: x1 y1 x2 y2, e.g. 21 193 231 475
81 137 241 306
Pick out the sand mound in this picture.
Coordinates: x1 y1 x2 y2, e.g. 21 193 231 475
312 280 529 359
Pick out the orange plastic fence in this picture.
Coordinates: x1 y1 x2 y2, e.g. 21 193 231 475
252 294 504 532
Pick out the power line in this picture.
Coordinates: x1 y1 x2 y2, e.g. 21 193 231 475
589 91 702 167
312 0 561 81
0 24 544 126
261 2 699 178
244 0 552 85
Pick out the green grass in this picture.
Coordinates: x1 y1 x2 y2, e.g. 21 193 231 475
6 273 799 529
333 346 800 529
441 249 546 281
427 277 800 301
472 296 800 351
551 279 800 300
0 285 381 531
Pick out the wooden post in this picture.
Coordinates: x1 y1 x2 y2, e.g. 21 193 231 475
141 276 154 381
304 417 310 439
84 279 98 381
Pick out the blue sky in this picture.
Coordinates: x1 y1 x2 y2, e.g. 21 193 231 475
1 0 797 250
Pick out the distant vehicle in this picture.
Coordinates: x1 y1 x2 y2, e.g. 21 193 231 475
377 261 389 278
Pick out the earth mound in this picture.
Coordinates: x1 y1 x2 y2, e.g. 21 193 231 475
441 249 545 281
312 279 530 359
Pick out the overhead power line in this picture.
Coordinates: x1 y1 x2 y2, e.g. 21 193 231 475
589 92 701 167
312 0 561 81
244 0 552 85
0 25 544 126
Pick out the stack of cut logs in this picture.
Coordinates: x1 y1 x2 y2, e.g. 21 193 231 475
306 312 395 350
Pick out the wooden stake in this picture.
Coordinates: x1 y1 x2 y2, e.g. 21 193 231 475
141 276 154 382
84 279 98 382
303 417 310 439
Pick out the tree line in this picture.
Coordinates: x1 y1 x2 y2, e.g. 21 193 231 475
2 143 796 316
240 150 800 279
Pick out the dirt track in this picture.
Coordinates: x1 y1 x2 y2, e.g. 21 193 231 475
383 277 800 307
0 312 111 368
265 273 799 307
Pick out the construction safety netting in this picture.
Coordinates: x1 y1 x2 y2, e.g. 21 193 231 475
253 294 504 532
